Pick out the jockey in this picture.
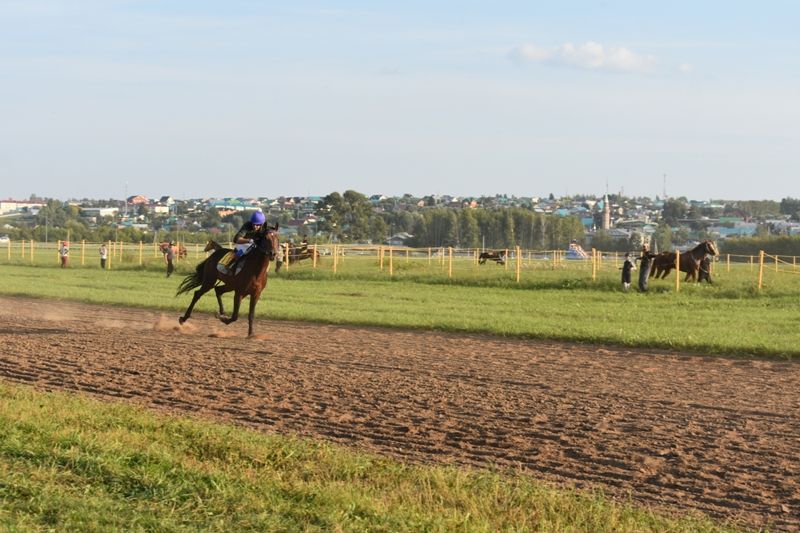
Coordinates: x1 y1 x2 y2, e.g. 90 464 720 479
218 210 266 276
233 210 266 255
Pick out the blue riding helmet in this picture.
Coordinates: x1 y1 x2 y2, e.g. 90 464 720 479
250 210 266 225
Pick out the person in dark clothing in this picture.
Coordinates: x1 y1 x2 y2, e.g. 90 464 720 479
620 252 635 291
164 241 175 278
698 256 713 283
636 244 656 292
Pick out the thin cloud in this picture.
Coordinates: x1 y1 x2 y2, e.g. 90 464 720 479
509 41 656 73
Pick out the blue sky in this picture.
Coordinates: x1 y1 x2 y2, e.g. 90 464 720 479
1 1 798 201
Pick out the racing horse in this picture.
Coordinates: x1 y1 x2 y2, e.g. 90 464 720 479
176 224 279 336
478 251 507 265
649 240 718 282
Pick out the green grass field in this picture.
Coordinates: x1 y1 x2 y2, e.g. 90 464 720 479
1 252 799 358
0 382 737 532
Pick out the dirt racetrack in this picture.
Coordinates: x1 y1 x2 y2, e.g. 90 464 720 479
0 296 798 529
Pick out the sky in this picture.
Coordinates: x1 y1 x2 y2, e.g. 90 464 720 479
1 1 798 201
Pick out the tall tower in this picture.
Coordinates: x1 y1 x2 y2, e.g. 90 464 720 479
602 194 611 230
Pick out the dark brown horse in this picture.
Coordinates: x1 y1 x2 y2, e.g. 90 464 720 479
176 225 279 336
649 240 718 282
478 251 506 265
286 243 321 264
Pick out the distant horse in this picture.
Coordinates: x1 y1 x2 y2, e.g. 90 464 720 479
160 242 187 259
286 244 321 265
204 240 222 253
478 251 506 265
649 241 718 282
176 224 279 336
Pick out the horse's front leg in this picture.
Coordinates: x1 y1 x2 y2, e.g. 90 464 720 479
214 284 234 318
247 293 260 336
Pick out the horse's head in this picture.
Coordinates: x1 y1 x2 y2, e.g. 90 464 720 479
253 223 280 261
204 240 219 253
704 240 718 256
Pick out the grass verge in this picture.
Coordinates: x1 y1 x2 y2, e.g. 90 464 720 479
0 382 736 532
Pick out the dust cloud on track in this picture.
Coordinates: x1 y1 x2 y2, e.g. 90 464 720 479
0 296 798 529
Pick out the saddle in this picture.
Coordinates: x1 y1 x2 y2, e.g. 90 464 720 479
217 244 253 276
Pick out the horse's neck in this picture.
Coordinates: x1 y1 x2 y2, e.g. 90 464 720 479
247 252 272 276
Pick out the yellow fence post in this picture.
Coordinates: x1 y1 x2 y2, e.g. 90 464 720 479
726 254 730 273
749 255 753 272
675 250 680 293
312 244 317 269
389 247 393 277
757 250 764 289
504 248 509 271
81 240 85 266
107 240 112 270
139 241 144 266
30 240 34 264
379 246 384 271
515 246 521 283
332 245 338 274
56 240 61 264
448 247 453 278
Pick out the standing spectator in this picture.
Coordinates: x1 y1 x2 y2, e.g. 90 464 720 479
636 244 656 292
59 241 69 268
620 252 635 292
99 243 108 269
164 241 175 278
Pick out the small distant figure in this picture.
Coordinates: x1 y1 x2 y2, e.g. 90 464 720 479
59 241 69 268
636 244 656 292
300 234 309 254
99 243 108 269
620 252 636 292
164 241 175 278
698 256 713 284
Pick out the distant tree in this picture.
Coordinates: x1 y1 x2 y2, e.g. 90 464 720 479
654 224 673 252
780 197 800 220
661 198 687 226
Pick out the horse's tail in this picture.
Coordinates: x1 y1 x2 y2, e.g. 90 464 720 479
175 249 226 296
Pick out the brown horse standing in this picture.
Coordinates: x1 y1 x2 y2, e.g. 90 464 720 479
176 225 279 336
286 244 321 265
649 240 718 282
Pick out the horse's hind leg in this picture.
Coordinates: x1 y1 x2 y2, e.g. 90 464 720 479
180 283 214 324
